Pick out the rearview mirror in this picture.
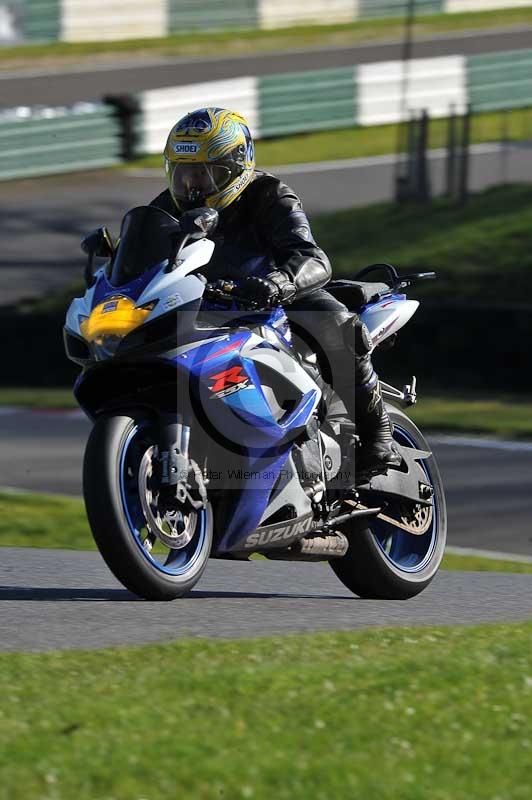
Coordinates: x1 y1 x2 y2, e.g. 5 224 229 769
81 226 115 258
81 227 115 288
179 208 219 240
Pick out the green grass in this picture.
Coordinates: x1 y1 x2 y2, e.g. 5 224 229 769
1 490 531 575
134 107 532 170
2 7 532 68
442 553 532 574
1 623 531 799
0 490 92 550
3 387 532 438
17 183 532 316
0 387 75 408
409 396 532 439
313 183 532 302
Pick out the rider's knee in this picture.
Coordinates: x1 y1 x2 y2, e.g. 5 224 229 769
342 316 373 357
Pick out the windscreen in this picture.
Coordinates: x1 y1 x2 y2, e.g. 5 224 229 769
109 206 181 287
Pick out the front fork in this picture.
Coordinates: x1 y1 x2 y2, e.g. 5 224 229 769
156 414 190 488
154 414 208 512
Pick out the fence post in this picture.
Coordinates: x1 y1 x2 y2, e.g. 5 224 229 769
395 112 415 203
416 108 431 205
446 104 457 199
104 94 141 161
458 104 471 206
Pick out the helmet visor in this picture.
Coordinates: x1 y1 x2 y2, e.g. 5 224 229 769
169 163 232 204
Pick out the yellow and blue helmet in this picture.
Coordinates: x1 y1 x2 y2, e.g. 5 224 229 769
164 107 255 212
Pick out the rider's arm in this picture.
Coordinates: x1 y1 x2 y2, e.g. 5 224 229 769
256 177 332 300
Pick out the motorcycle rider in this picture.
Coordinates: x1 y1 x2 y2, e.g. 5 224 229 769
151 107 400 474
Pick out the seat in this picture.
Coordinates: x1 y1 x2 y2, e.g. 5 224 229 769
327 280 391 309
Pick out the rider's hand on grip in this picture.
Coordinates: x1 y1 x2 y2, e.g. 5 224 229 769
238 276 280 310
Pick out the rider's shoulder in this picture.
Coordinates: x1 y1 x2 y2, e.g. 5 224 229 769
248 170 299 204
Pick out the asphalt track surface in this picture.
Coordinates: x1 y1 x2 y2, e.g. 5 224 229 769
3 142 532 305
1 27 532 108
1 547 531 651
1 413 531 651
1 409 531 556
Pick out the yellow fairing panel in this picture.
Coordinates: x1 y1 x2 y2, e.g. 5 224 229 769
81 297 151 343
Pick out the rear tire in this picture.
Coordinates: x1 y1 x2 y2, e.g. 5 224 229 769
330 407 446 600
83 413 212 601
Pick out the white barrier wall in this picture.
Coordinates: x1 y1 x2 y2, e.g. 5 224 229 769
141 77 259 155
358 55 467 126
62 0 166 42
258 0 357 29
445 1 532 11
13 1 532 44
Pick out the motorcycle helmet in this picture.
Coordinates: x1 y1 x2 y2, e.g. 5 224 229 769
164 107 255 212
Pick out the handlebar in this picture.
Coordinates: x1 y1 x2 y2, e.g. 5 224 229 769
355 263 436 291
203 284 261 311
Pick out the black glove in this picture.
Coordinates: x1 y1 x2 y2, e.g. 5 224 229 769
239 272 296 310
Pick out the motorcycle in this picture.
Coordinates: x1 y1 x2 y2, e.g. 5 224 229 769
64 205 446 601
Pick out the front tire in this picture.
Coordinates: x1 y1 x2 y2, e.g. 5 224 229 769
330 407 447 599
83 413 213 601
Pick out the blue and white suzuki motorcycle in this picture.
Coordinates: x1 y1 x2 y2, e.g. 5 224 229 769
64 206 446 601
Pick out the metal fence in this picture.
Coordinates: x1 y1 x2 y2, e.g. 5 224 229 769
1 1 530 44
136 48 532 154
1 47 532 180
0 103 122 179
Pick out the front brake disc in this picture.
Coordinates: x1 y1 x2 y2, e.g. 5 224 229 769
138 446 198 550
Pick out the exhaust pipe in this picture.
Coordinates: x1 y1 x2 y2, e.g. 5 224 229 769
265 531 349 561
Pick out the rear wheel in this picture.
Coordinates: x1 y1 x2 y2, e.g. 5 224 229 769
83 413 212 601
330 407 446 599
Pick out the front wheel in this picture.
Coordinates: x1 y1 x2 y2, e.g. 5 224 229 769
83 413 213 601
330 407 447 599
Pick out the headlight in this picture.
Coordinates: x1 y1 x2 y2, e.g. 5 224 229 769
80 297 158 360
90 335 123 361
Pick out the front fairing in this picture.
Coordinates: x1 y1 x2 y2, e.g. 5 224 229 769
65 238 214 362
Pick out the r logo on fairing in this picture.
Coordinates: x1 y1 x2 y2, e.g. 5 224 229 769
208 366 250 398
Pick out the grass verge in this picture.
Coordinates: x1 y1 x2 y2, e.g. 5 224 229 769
0 490 92 551
408 396 532 440
0 387 75 408
4 389 532 441
1 490 531 575
17 184 532 313
1 623 531 799
134 108 532 170
313 183 532 302
2 8 532 69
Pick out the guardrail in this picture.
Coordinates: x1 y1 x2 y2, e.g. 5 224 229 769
2 1 530 44
1 47 531 180
0 103 122 180
139 78 259 155
136 48 532 154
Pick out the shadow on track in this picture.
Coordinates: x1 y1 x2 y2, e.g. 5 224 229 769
189 590 353 601
0 586 136 601
0 586 352 602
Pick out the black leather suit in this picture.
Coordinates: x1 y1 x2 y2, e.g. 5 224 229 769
150 171 376 415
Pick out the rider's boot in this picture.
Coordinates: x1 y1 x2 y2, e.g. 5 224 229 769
338 317 401 476
337 345 401 476
353 361 401 475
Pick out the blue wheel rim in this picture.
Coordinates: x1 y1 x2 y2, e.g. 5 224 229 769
119 424 208 577
370 425 439 573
